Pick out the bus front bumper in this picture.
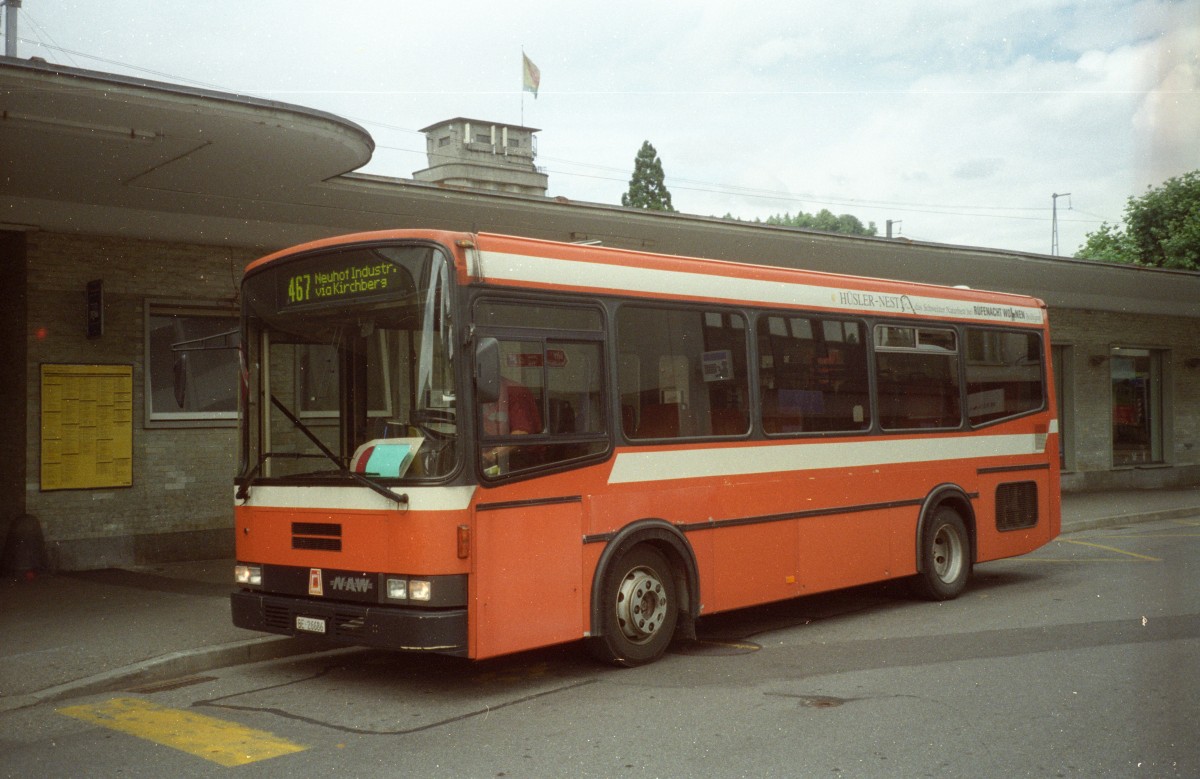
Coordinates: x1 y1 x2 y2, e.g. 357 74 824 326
231 591 468 657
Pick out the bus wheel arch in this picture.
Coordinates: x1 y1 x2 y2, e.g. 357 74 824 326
912 486 976 600
587 520 698 666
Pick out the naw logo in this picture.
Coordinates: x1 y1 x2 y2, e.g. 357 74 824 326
330 576 374 594
308 568 323 596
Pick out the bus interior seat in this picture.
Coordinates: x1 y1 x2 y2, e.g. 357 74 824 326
711 407 748 436
637 403 680 438
547 398 576 434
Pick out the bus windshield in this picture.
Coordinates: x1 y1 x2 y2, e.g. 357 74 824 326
238 242 457 485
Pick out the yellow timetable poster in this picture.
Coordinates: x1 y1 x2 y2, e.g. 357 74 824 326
41 364 133 490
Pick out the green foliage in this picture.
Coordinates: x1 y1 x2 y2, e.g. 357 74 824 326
1075 170 1200 270
622 141 675 212
723 210 878 237
764 209 878 236
1076 222 1134 264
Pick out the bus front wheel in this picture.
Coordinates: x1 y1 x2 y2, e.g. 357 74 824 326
588 545 678 667
911 507 971 600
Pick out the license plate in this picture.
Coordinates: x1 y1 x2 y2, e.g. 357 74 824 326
295 615 327 634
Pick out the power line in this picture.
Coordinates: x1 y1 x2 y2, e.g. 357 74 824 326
15 35 1113 229
15 12 81 67
16 35 233 91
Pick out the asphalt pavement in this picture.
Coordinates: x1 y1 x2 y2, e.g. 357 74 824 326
2 487 1198 714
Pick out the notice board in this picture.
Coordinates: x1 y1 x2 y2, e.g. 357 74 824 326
41 364 133 490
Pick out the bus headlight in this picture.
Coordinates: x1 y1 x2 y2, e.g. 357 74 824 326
408 580 432 601
385 576 440 602
386 578 407 600
235 564 262 587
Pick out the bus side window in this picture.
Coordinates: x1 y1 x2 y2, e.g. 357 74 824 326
758 314 870 434
965 329 1044 425
480 338 607 477
617 306 749 440
874 325 961 430
619 353 641 438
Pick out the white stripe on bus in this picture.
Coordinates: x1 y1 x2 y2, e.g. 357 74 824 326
476 250 1045 325
236 485 476 511
607 432 1051 485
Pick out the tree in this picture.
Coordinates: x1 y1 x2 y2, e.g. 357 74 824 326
622 141 675 212
1075 170 1200 270
764 209 878 237
721 209 878 237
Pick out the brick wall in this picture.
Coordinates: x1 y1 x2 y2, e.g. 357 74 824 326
25 232 256 568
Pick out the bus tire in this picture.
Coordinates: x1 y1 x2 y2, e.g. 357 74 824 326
911 506 971 600
587 545 678 667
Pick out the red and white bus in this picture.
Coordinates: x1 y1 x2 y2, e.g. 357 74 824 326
232 229 1060 666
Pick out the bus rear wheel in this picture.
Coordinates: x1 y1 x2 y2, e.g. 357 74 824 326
911 507 971 600
588 545 678 667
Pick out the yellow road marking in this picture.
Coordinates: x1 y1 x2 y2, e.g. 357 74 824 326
59 697 307 767
1005 557 1147 563
1105 533 1200 539
1060 539 1161 562
693 639 762 651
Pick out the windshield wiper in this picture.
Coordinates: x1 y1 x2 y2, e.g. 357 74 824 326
344 469 409 508
271 395 342 466
270 395 407 507
236 451 323 502
236 455 264 502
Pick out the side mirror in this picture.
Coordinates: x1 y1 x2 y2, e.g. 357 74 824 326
475 337 500 405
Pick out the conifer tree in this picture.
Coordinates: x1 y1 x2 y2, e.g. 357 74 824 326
622 141 675 212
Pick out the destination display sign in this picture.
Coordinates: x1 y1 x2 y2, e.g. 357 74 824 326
276 253 409 311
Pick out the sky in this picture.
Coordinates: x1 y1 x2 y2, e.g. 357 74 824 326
8 0 1199 256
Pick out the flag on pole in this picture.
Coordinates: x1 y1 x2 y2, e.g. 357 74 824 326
522 52 541 99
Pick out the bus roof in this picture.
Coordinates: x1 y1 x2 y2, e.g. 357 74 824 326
469 232 1047 327
245 229 1048 327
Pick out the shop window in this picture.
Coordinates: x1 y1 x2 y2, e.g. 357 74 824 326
1111 347 1164 465
145 302 239 426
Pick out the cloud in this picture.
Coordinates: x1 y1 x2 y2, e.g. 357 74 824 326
1131 16 1200 185
954 158 1007 180
20 0 1197 255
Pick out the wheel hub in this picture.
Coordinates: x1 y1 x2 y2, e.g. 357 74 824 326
932 525 964 582
616 567 669 643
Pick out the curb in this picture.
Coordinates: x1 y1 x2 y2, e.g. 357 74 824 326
0 635 329 714
1062 505 1200 534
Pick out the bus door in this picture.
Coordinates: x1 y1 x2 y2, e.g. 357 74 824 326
469 300 609 658
472 496 585 659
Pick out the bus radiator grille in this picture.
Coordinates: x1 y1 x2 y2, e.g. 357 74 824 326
292 522 342 551
263 602 293 631
996 481 1038 531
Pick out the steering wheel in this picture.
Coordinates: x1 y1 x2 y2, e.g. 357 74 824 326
412 408 457 440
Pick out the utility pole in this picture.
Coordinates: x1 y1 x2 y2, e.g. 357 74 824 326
1051 192 1071 255
886 220 902 239
3 0 20 59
